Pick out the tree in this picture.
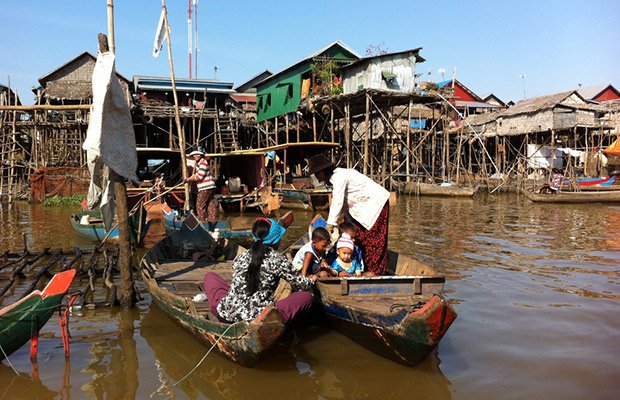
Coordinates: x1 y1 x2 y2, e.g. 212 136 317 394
365 41 388 56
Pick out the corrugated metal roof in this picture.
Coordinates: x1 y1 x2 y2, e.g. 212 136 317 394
231 94 256 103
577 84 614 100
133 75 234 94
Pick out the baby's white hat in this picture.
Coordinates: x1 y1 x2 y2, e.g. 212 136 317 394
337 233 354 251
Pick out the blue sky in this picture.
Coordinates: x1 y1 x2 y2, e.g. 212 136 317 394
1 1 618 105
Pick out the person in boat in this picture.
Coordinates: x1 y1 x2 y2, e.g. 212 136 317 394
549 168 565 192
325 221 368 276
329 233 364 277
307 154 390 275
203 218 316 323
292 227 335 278
183 147 217 226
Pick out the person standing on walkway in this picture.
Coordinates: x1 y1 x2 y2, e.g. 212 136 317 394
307 154 390 275
184 147 217 226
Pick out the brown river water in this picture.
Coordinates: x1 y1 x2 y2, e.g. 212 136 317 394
0 193 619 400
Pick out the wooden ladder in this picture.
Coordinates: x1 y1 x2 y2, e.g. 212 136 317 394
215 113 239 152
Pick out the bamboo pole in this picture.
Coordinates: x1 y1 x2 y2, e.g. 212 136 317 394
363 93 370 175
345 102 351 168
162 0 190 210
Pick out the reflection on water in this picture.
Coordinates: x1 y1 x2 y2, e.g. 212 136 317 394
0 196 619 399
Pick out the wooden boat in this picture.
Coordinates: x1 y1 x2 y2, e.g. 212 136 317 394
140 212 295 367
522 188 620 203
273 185 331 210
70 204 150 243
398 181 479 197
0 269 76 360
161 202 253 238
284 215 457 366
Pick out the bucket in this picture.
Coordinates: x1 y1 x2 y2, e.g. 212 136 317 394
228 177 241 193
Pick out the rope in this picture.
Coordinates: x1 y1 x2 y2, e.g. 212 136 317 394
389 302 424 313
0 343 22 376
172 323 234 387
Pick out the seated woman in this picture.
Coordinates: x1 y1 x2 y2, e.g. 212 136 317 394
203 218 317 323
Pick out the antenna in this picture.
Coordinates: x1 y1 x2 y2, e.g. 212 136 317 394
437 68 446 81
194 0 198 78
188 0 192 78
520 74 527 99
214 66 219 79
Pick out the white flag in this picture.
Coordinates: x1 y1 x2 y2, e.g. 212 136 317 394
153 9 167 58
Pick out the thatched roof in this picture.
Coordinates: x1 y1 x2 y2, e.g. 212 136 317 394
500 90 599 117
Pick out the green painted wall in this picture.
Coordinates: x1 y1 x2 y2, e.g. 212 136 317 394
256 45 358 122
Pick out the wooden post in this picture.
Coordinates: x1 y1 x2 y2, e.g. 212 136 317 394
196 88 207 147
312 112 317 141
162 0 190 209
275 116 279 146
406 99 412 182
363 93 370 175
345 102 351 168
330 106 334 143
98 28 135 308
285 114 289 144
296 112 300 143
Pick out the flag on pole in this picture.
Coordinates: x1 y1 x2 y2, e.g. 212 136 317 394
153 9 167 58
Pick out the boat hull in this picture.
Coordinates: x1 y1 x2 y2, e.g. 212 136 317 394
140 219 288 367
523 189 620 203
322 294 456 365
286 215 457 366
70 207 150 243
0 270 75 360
398 182 478 197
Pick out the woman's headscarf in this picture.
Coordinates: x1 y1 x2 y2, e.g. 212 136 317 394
254 218 285 245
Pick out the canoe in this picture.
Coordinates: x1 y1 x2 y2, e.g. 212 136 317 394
161 202 253 238
140 212 294 367
0 269 76 360
523 188 620 203
398 181 479 197
284 215 457 366
70 204 151 243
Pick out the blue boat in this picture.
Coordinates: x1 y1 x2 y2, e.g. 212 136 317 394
70 204 150 244
161 202 253 238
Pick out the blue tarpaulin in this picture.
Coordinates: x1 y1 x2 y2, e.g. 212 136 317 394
410 119 426 129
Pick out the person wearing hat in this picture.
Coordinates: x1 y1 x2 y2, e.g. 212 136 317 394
330 233 364 277
307 153 390 275
203 218 317 323
184 147 217 226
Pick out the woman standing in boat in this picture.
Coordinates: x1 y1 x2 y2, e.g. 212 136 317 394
307 154 390 275
203 218 316 323
184 148 217 226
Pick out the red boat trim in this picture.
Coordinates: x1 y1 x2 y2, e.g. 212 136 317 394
373 328 409 363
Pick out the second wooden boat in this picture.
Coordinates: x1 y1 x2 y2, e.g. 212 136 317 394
398 181 479 197
140 213 294 367
285 215 457 366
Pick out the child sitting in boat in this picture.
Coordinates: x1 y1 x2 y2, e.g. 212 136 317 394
325 221 370 277
329 233 364 277
292 227 335 278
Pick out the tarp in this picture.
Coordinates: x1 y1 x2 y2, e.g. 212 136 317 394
83 51 138 231
604 137 620 155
